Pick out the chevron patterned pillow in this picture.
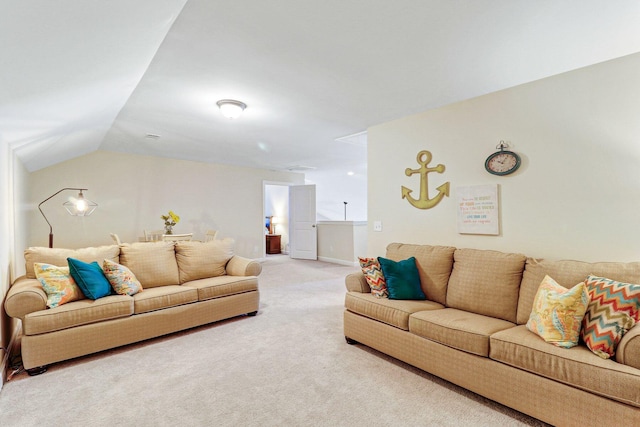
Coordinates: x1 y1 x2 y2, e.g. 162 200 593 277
358 257 388 298
581 275 640 359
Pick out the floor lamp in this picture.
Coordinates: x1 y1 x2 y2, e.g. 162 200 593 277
38 188 98 248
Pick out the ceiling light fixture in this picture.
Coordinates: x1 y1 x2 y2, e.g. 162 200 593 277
216 99 247 119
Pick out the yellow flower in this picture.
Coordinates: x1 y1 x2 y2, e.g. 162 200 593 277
161 211 180 226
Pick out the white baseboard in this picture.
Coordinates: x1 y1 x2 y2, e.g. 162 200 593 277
318 256 358 267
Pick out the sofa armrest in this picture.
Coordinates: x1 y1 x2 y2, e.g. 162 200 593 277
226 255 262 277
5 276 47 320
616 323 640 370
346 271 370 293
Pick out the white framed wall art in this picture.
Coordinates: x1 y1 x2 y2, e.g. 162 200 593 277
457 184 499 235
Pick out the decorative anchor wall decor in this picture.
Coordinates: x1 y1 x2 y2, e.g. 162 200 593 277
401 150 450 209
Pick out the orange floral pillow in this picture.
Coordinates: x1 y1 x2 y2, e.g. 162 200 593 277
526 275 589 348
103 259 143 296
34 263 83 308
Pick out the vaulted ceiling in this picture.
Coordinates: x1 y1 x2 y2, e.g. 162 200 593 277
3 1 640 173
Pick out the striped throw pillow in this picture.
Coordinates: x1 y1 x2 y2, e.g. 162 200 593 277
581 275 640 359
359 257 388 298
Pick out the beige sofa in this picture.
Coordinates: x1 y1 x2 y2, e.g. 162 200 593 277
344 243 640 426
5 240 261 374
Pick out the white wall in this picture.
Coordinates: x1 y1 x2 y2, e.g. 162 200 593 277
317 221 367 265
0 143 10 385
13 154 30 278
368 53 640 262
1 145 29 386
28 150 304 259
306 168 367 221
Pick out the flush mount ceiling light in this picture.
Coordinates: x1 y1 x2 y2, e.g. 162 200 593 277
216 99 247 119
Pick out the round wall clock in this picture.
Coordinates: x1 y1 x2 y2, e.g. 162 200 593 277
484 141 521 176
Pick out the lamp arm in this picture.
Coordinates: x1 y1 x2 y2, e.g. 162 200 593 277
38 187 87 248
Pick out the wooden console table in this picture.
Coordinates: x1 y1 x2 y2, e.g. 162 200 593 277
266 234 281 254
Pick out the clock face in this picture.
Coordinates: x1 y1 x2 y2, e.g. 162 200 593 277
485 151 521 176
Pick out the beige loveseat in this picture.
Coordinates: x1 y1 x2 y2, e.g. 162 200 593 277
5 240 261 373
344 243 640 426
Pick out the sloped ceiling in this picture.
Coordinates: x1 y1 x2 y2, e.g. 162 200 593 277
3 1 640 172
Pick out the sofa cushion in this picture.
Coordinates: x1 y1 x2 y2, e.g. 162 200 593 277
446 248 526 323
25 245 120 279
409 308 515 357
490 325 640 408
358 257 388 298
34 263 83 308
174 239 235 284
517 257 640 325
581 275 640 359
186 276 258 301
133 285 198 314
119 242 180 288
345 291 443 330
103 259 143 296
526 276 589 349
67 257 112 300
378 256 425 300
23 295 133 335
385 243 456 305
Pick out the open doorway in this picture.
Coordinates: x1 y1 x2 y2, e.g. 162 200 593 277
264 183 290 256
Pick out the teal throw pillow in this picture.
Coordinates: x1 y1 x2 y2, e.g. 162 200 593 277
67 257 112 300
377 256 425 300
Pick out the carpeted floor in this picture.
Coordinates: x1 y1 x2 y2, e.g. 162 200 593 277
0 255 548 426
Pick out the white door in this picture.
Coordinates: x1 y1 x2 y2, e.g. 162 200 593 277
289 184 317 260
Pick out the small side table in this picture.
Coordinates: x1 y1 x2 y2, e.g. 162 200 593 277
266 234 281 254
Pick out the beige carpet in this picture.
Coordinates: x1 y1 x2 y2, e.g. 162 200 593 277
0 255 548 426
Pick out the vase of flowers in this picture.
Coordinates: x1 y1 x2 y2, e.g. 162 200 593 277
161 210 180 235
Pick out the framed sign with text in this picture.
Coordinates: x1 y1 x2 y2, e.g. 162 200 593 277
457 184 499 235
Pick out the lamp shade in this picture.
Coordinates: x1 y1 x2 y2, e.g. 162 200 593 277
63 190 97 216
39 187 98 248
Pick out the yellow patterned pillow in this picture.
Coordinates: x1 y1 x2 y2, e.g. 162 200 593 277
526 275 589 348
34 262 83 308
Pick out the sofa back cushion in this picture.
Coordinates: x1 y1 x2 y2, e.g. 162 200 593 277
385 243 456 305
447 248 526 323
118 242 180 288
174 239 235 284
517 258 640 325
25 245 120 279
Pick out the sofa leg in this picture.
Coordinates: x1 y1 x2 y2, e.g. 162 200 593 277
247 311 258 317
26 366 48 376
345 337 358 345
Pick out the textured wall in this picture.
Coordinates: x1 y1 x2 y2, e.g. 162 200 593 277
28 150 304 259
367 53 640 262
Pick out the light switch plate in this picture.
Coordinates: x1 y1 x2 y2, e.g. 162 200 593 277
373 221 382 232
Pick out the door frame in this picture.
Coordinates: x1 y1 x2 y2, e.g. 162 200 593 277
262 180 293 257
